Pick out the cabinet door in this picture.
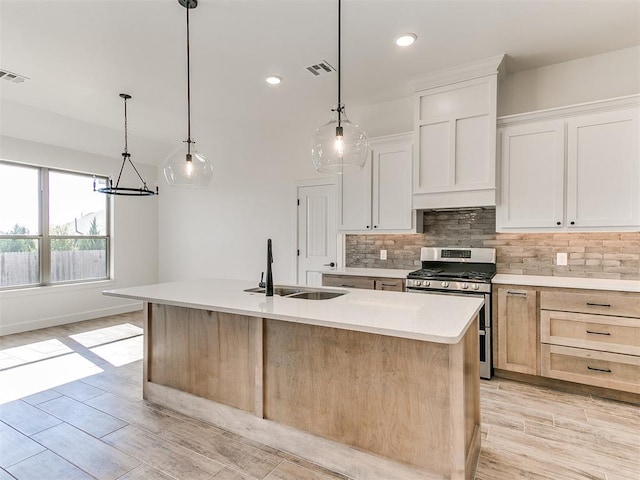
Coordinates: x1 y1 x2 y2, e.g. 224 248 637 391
496 287 538 375
498 121 565 229
374 278 404 291
322 274 375 290
566 108 639 228
372 140 413 230
338 157 372 230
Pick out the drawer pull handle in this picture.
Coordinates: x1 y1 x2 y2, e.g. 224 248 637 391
507 291 527 297
586 302 611 308
341 284 355 288
587 366 612 373
380 283 397 287
586 330 611 336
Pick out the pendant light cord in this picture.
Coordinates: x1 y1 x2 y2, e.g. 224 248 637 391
123 96 128 154
186 2 192 155
337 0 342 126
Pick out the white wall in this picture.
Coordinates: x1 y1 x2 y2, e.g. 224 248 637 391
347 96 414 138
499 46 640 116
158 47 640 287
158 119 323 285
0 136 159 334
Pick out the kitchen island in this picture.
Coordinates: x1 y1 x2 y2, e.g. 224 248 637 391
104 279 483 480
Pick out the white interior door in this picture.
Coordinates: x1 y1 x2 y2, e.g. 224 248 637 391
297 182 337 286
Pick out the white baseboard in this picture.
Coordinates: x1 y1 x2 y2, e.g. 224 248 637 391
0 302 143 336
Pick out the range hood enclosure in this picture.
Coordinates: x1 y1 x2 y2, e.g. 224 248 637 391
410 55 504 210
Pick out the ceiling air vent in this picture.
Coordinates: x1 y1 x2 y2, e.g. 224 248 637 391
0 69 29 84
306 60 335 76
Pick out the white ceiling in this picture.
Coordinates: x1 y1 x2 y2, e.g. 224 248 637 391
1 0 639 165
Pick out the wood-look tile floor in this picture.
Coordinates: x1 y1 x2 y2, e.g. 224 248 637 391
1 312 638 480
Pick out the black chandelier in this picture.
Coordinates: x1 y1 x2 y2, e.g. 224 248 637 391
94 93 158 196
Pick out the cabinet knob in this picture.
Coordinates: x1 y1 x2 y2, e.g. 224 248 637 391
373 225 377 229
556 221 561 226
366 225 370 229
570 221 575 225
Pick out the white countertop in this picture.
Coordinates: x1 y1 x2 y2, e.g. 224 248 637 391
493 274 640 293
323 268 414 278
104 278 483 344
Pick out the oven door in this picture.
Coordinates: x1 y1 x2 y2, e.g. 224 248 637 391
405 288 492 379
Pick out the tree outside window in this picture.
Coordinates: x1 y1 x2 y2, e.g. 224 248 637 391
0 161 109 288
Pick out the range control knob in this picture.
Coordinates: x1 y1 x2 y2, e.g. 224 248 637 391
461 283 469 289
441 281 449 288
425 281 431 287
416 280 423 286
472 284 480 291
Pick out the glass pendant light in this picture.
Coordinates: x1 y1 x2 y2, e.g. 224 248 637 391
163 0 213 188
94 94 158 196
311 0 369 174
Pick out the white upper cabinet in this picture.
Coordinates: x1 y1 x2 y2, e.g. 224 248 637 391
566 109 639 228
498 121 565 229
497 96 639 232
338 133 415 232
339 155 372 230
372 138 413 230
410 55 504 209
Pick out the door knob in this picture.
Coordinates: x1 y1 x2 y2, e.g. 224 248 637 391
323 262 336 267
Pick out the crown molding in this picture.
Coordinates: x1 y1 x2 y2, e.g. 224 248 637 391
409 54 505 92
497 94 640 127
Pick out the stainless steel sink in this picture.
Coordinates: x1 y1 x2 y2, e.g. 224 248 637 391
286 291 346 300
244 287 265 293
243 286 303 296
244 285 346 300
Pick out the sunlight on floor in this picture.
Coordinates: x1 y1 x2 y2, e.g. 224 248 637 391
0 339 73 369
0 353 103 404
90 335 143 367
69 323 143 348
0 323 144 404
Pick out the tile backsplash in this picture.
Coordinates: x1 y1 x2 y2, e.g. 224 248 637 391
345 208 640 280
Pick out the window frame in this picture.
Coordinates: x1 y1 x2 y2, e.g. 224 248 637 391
0 160 111 290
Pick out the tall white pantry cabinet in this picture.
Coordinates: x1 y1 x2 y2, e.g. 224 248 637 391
497 96 639 232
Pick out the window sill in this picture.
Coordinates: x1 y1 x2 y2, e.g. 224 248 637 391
0 279 116 299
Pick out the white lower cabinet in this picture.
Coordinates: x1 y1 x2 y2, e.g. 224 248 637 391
497 96 639 232
338 133 414 232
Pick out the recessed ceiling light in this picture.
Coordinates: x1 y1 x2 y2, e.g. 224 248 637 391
266 76 282 85
395 33 417 47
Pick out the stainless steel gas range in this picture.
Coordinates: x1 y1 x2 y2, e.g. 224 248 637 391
406 247 496 379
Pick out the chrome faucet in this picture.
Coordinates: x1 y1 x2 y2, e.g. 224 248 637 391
265 238 273 296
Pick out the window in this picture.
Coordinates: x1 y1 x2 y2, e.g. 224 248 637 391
0 161 110 289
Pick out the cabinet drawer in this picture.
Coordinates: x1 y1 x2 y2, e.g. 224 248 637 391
374 278 404 292
541 310 640 356
540 291 640 318
322 275 375 290
541 344 640 394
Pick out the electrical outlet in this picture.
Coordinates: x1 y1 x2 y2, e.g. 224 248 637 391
380 249 387 260
556 252 568 266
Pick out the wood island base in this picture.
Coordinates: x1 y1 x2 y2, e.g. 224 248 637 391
142 302 481 480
